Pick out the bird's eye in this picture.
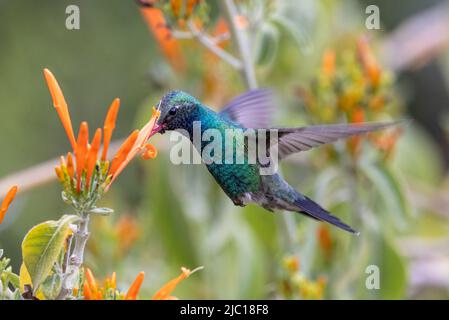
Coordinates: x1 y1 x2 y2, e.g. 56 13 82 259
168 106 178 116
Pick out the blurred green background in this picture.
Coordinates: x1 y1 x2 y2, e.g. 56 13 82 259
1 0 449 299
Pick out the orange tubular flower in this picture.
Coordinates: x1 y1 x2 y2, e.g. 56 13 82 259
85 129 102 189
140 7 186 72
106 107 161 190
43 69 77 149
142 143 158 160
108 130 140 178
317 224 333 257
75 122 89 192
125 272 145 300
0 185 18 225
357 36 382 88
111 272 117 289
44 68 160 197
66 152 75 179
83 282 93 300
152 267 203 300
322 49 336 78
102 98 120 161
85 268 98 295
55 167 64 182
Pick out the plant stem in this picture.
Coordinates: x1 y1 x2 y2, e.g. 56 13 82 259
221 0 258 89
57 212 90 300
221 0 297 251
187 20 242 70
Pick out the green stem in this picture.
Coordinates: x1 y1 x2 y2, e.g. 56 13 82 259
221 0 297 251
221 0 258 89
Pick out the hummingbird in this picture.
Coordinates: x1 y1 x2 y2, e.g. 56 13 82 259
149 89 400 234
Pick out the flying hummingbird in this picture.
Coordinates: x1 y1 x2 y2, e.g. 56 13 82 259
149 89 400 234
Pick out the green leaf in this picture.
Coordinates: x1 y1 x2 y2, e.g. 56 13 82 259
21 214 78 292
358 234 407 299
89 207 114 215
377 236 407 299
255 22 280 67
360 161 409 230
40 273 63 300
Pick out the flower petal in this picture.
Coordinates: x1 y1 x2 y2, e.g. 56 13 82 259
85 128 102 189
140 7 186 72
152 266 203 300
141 143 157 160
0 185 18 225
125 272 145 300
102 98 120 161
43 69 77 150
75 122 89 192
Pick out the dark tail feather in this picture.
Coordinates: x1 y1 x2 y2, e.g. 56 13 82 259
294 195 359 235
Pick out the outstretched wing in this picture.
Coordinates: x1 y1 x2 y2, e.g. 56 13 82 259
219 88 275 128
267 121 402 161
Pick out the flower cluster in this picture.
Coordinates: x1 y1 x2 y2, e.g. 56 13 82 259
281 256 326 300
297 36 403 160
44 69 160 211
81 266 203 300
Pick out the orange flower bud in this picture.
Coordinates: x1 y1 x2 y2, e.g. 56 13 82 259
357 37 382 88
111 272 117 290
83 282 93 300
152 267 202 300
66 152 75 179
55 167 64 182
317 224 332 256
125 272 145 300
85 129 102 189
75 122 89 192
0 185 18 225
85 268 98 295
321 49 336 78
108 130 140 178
102 98 120 161
43 69 77 150
140 7 185 72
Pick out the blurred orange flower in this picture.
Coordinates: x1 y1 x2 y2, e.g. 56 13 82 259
140 6 186 72
357 36 382 88
0 185 18 225
114 214 141 255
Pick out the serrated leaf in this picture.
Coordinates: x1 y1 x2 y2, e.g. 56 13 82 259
21 214 78 292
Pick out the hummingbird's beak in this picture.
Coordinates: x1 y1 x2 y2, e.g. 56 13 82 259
148 123 164 138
